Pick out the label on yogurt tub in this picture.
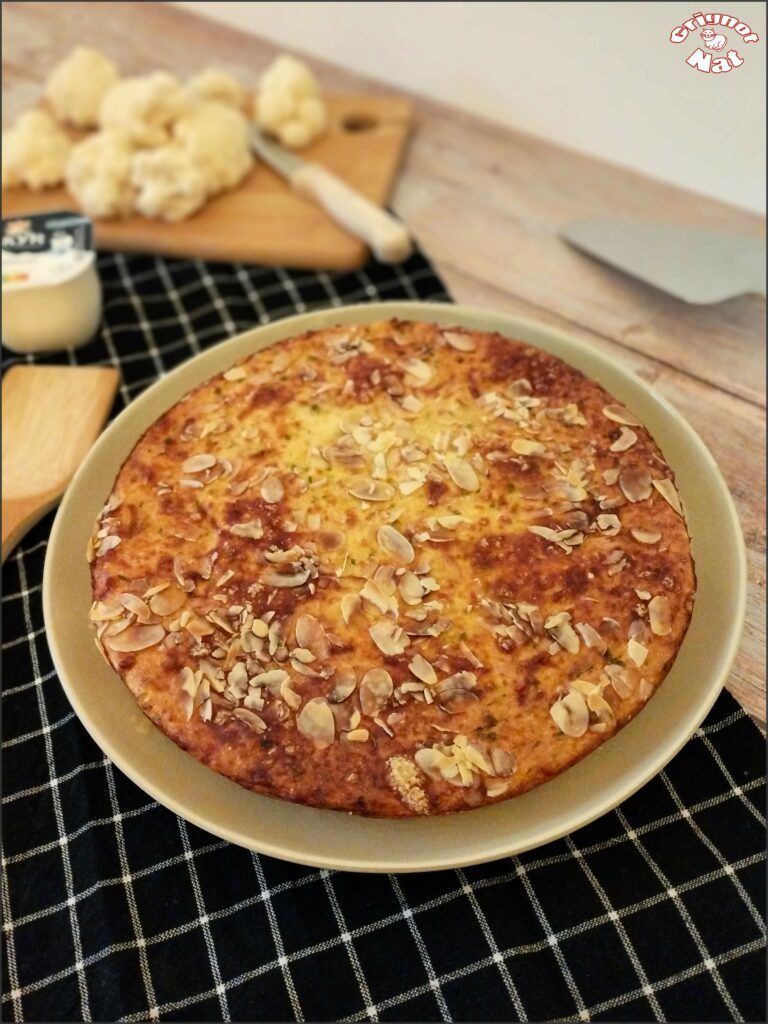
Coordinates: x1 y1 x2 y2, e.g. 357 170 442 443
2 210 94 291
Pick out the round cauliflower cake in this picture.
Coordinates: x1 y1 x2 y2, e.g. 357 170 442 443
88 319 696 817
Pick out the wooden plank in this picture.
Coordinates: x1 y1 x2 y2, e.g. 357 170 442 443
2 93 412 271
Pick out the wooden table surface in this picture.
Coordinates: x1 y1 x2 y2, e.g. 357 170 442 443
3 2 765 727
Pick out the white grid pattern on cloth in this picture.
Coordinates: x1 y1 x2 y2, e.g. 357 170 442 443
1 250 765 1023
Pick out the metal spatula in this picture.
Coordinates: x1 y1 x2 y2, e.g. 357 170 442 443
561 218 766 304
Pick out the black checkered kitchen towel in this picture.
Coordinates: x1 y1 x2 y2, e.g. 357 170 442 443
2 249 765 1023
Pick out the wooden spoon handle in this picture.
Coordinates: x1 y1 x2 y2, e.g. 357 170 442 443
1 494 59 564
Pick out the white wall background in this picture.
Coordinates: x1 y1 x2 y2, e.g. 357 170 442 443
173 1 766 214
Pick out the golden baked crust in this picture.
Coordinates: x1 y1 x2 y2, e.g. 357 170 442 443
88 319 695 817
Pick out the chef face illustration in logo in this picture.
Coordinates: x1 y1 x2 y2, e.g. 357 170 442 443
701 27 728 50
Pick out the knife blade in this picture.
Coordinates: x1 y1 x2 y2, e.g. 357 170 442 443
250 126 413 264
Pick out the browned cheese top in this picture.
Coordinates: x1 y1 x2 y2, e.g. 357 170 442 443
89 320 695 817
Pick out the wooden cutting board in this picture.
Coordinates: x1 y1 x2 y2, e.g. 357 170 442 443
1 95 413 271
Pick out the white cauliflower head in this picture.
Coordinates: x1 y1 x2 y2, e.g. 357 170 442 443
254 54 327 149
66 129 135 219
131 146 209 222
187 69 246 109
2 109 72 191
173 101 253 195
100 72 188 147
45 46 120 128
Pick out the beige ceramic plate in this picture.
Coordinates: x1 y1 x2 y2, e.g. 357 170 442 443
43 303 746 872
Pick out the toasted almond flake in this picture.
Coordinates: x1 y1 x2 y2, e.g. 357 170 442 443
359 668 394 716
512 438 546 456
588 691 615 731
348 478 395 502
400 394 422 413
627 637 649 666
263 567 311 588
653 478 684 517
340 592 362 624
490 747 517 776
223 367 247 382
96 535 121 557
545 611 580 654
296 697 335 748
596 514 621 536
89 600 123 622
118 593 152 623
291 647 315 664
619 467 652 503
369 618 408 656
182 453 216 474
603 404 642 427
442 329 476 352
230 520 264 540
409 653 437 686
377 525 415 564
360 579 391 615
216 570 235 587
295 613 330 659
631 527 662 544
550 690 589 737
610 427 638 452
444 453 479 492
233 707 267 731
575 622 607 654
346 728 370 742
261 476 284 504
328 669 357 702
398 357 433 384
648 595 672 636
603 467 620 485
104 623 165 653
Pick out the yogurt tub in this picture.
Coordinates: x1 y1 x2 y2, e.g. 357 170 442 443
2 211 102 354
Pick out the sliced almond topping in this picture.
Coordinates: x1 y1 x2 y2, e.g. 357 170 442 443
442 329 476 352
340 592 362 624
444 453 479 492
103 623 165 653
512 438 546 456
603 404 642 427
360 579 391 615
346 728 370 742
619 467 652 503
297 697 335 748
545 611 580 654
398 357 433 385
96 535 121 557
233 707 267 731
377 525 415 564
627 637 649 666
409 653 437 686
588 692 615 732
348 478 395 502
295 613 330 659
328 669 357 702
359 667 394 716
261 475 284 504
550 690 589 737
653 478 684 517
223 366 247 382
262 568 311 588
596 514 621 536
648 595 672 636
118 593 152 623
631 527 662 544
182 454 216 474
575 622 607 654
397 571 425 606
604 664 635 699
610 427 638 453
369 618 408 656
230 520 264 540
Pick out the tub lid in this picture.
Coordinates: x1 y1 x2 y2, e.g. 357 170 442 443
2 210 95 292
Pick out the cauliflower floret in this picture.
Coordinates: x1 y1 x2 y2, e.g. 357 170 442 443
131 146 208 222
45 46 119 128
100 72 187 147
187 68 246 109
66 129 135 219
254 54 327 149
2 110 72 190
173 101 253 195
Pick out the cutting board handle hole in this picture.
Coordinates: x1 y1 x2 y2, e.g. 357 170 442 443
342 113 379 133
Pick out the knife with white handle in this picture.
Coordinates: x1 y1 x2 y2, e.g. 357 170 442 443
250 127 413 264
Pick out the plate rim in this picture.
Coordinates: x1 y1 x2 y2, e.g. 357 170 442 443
42 300 747 872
